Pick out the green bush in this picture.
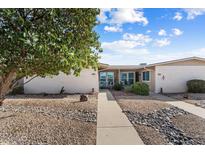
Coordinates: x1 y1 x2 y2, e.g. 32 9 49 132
113 83 123 91
131 82 149 96
187 79 205 93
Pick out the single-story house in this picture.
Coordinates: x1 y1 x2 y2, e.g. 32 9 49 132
23 56 205 94
99 56 205 93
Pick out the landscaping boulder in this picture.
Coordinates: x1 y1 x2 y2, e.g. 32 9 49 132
80 95 88 102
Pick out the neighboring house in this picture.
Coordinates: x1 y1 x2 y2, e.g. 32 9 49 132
99 57 205 93
23 56 205 94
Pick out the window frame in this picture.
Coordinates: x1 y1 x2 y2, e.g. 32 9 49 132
142 71 151 82
99 71 114 88
120 71 135 85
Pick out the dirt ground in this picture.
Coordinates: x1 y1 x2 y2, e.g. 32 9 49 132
0 94 97 145
112 90 205 145
112 90 171 114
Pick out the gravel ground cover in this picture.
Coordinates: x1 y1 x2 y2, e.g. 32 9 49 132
112 90 205 145
166 93 205 109
111 90 171 114
172 114 205 144
0 94 97 145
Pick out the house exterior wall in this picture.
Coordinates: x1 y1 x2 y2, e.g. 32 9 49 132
155 66 205 93
24 69 99 94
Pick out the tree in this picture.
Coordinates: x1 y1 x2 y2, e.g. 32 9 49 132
0 9 102 103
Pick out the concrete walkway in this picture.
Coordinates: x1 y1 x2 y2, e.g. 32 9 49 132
97 90 144 145
152 93 205 119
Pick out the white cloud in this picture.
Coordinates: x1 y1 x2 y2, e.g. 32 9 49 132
155 38 170 47
97 8 111 23
104 25 122 32
158 29 167 36
172 28 183 36
102 41 149 56
173 12 183 21
123 33 152 45
102 33 152 51
184 8 205 20
146 30 151 33
98 8 148 26
99 51 149 65
101 33 152 56
102 40 140 51
99 48 205 65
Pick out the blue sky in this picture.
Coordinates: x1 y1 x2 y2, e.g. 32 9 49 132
95 8 205 65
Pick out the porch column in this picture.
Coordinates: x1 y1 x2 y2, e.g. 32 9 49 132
118 69 120 84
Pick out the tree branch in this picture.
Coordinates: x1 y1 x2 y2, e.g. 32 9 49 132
11 75 38 90
24 75 38 85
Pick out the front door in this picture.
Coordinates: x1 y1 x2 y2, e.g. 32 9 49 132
135 72 140 82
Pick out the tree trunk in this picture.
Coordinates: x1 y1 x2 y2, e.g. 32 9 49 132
0 70 17 105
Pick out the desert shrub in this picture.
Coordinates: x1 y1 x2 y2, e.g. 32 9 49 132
113 83 123 91
131 82 149 96
187 79 205 93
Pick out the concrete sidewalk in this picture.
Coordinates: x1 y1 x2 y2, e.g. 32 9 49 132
152 93 205 119
96 90 144 145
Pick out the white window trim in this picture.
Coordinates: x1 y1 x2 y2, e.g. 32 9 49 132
142 71 151 82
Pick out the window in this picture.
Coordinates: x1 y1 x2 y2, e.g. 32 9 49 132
142 71 150 81
128 73 134 85
107 72 114 87
120 72 135 85
99 72 114 88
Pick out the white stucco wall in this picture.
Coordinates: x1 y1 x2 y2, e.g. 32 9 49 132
24 69 99 94
155 66 205 93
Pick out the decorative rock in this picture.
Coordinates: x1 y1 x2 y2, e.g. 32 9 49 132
80 95 88 102
123 107 202 145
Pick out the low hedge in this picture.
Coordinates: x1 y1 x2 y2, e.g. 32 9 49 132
131 82 149 96
187 79 205 93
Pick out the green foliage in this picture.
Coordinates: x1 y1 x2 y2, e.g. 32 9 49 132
131 82 149 96
187 79 205 93
113 83 123 91
0 9 102 79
